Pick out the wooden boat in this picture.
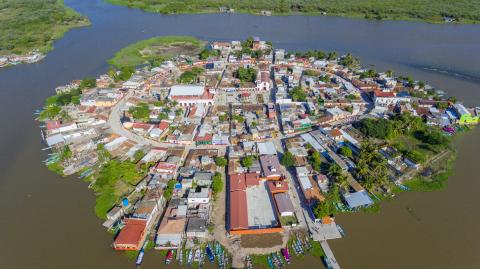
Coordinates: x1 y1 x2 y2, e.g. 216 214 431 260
187 250 194 265
267 255 275 269
194 248 201 262
323 256 334 269
276 251 285 266
245 255 253 269
271 253 282 268
135 249 145 267
217 249 224 269
165 249 173 265
206 244 215 262
178 248 183 265
336 224 346 237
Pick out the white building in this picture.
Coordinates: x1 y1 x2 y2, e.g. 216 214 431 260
187 188 210 205
169 85 214 106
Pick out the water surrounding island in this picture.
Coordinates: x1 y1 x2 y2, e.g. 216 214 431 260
0 0 479 268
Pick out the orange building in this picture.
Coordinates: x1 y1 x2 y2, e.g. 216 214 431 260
113 218 147 250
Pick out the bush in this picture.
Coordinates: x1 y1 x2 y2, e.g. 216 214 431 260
280 151 295 167
215 157 227 167
212 172 223 194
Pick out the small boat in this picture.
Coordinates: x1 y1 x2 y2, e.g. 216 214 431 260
135 249 145 267
165 249 173 265
194 248 201 262
187 250 194 265
215 242 222 258
218 250 224 269
304 236 312 249
267 255 275 269
178 248 183 265
206 244 215 262
336 224 346 237
281 248 291 264
272 253 283 268
323 256 334 269
245 255 253 269
295 240 304 254
224 252 229 268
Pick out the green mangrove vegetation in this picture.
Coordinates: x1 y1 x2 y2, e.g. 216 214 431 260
0 0 89 55
106 0 480 24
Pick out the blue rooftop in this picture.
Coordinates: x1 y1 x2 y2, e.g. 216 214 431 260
343 190 374 209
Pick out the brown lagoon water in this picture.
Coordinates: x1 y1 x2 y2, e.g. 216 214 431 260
0 0 479 268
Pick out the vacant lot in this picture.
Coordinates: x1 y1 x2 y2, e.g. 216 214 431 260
241 233 283 248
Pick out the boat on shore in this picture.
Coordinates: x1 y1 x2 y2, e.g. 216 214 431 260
281 248 291 264
245 255 253 269
267 255 275 269
187 250 194 265
165 249 173 265
194 248 201 262
135 249 145 267
206 244 215 262
304 235 312 249
178 248 183 265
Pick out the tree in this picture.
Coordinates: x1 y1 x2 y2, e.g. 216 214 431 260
241 156 253 167
336 174 350 192
242 36 254 49
290 86 307 102
215 157 227 167
132 150 145 163
235 67 256 83
129 102 151 121
309 151 323 172
158 112 168 120
360 69 378 78
164 179 176 200
319 75 330 83
212 172 224 194
338 53 360 69
327 163 342 178
219 114 228 122
117 66 135 81
80 77 96 89
280 151 295 167
339 146 353 158
179 67 204 83
327 51 338 61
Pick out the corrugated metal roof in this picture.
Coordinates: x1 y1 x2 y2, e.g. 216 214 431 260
230 190 248 230
257 141 277 155
230 174 246 191
274 193 295 213
170 85 204 96
298 175 313 190
343 190 374 208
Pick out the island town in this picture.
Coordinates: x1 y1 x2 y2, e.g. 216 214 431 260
37 37 479 269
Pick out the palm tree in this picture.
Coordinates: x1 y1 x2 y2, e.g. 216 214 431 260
328 163 342 178
336 174 350 192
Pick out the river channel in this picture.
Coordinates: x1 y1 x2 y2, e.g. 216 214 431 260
0 0 479 268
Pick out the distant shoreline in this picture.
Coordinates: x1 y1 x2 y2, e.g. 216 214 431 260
106 0 480 25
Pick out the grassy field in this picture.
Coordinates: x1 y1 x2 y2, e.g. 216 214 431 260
0 0 90 56
108 36 205 68
106 0 480 24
